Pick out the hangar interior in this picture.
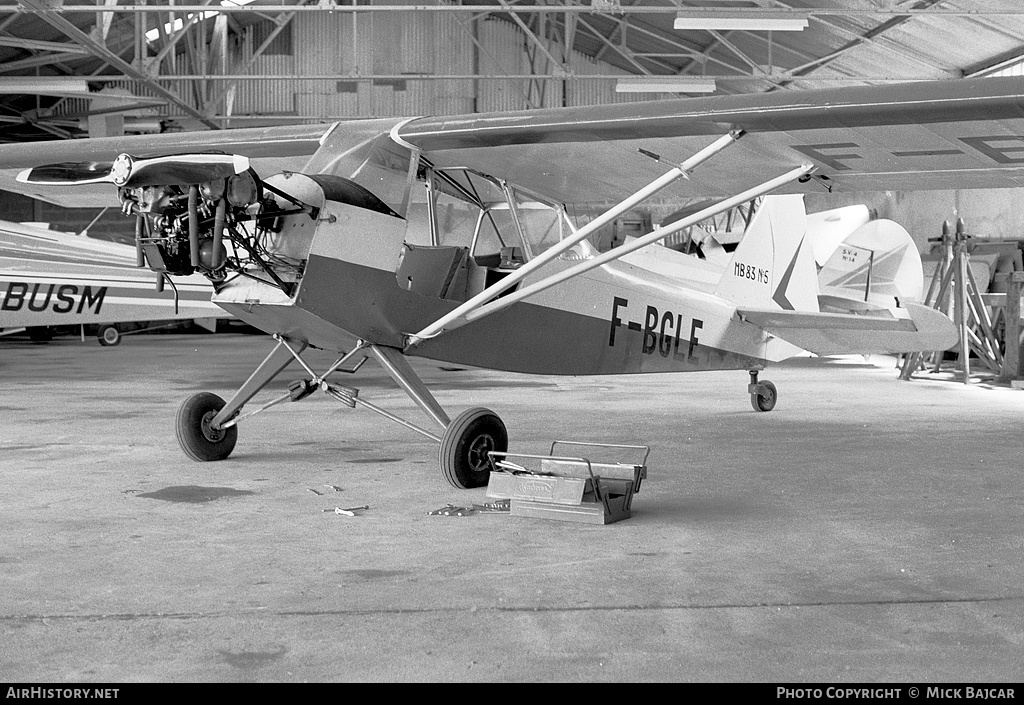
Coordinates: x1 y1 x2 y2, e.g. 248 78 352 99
3 0 1024 684
5 0 1024 237
4 0 1024 373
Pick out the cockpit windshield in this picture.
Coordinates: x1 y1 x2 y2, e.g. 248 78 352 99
405 164 571 263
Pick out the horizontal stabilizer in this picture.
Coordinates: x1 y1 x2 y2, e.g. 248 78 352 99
17 153 250 189
738 302 957 355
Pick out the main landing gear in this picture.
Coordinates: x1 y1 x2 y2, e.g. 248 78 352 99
748 369 777 412
176 391 237 461
439 408 507 489
97 324 122 347
174 335 506 489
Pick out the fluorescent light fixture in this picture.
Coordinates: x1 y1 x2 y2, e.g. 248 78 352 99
0 77 90 96
674 11 809 32
615 77 717 94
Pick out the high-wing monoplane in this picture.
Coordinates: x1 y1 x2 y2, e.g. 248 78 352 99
6 77 1023 488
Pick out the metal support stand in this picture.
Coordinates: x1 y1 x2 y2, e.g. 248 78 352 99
1000 271 1024 383
900 219 1003 383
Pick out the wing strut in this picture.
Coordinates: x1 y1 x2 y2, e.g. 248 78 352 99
405 159 814 349
458 163 814 328
404 129 745 348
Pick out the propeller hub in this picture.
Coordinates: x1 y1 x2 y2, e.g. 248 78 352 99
111 153 133 186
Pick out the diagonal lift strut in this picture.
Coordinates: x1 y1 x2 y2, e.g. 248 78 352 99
404 129 747 348
405 146 814 347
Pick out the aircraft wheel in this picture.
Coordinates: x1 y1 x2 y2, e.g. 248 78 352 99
176 392 238 461
28 326 52 344
751 380 778 412
97 325 121 346
439 407 507 489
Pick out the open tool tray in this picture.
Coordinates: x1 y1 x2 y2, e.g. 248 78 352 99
486 441 649 525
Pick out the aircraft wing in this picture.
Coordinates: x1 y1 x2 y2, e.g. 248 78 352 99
393 76 1024 203
0 123 331 168
4 77 1024 207
0 123 335 208
737 303 957 356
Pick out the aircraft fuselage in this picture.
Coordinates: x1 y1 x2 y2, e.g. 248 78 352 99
211 194 768 376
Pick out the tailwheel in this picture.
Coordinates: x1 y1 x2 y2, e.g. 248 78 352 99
439 407 507 489
176 392 238 461
750 380 777 412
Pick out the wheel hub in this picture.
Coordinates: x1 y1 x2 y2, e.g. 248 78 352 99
466 433 496 472
200 410 225 442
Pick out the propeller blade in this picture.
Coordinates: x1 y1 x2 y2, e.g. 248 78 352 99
122 153 251 188
16 153 251 189
16 161 115 186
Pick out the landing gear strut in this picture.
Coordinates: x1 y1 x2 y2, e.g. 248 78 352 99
748 370 777 412
174 335 505 489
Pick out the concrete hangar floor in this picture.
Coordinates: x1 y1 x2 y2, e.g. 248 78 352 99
1 331 1022 683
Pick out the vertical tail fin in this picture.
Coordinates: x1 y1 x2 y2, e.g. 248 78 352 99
817 219 923 313
714 194 819 312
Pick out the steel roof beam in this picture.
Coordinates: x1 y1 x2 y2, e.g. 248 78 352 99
203 1 310 118
0 52 90 74
20 0 220 130
97 0 120 43
585 12 750 76
8 5 1024 17
448 10 541 110
496 0 567 76
0 37 90 53
148 0 220 69
575 14 654 75
777 3 955 86
71 73 947 84
706 29 770 76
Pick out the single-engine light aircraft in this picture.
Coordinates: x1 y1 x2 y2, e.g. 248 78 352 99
0 218 226 345
6 77 1024 488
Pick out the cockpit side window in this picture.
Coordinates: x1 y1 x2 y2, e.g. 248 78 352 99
434 194 479 247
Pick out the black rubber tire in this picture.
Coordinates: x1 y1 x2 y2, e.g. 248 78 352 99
27 326 52 344
97 325 121 347
751 380 778 412
439 407 507 489
176 392 238 461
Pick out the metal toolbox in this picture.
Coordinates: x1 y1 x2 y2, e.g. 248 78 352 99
486 442 650 525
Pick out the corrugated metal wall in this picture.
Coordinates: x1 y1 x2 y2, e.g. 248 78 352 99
119 11 655 121
285 11 478 118
476 17 531 112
